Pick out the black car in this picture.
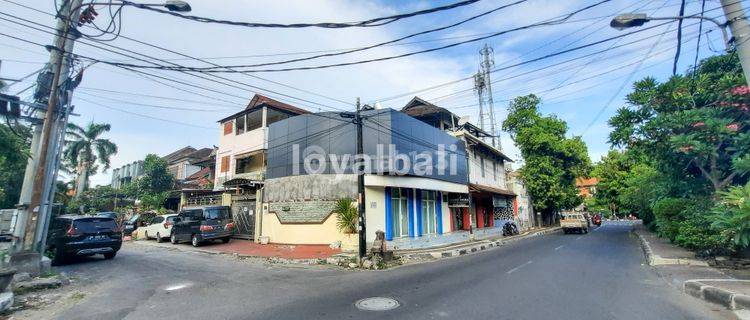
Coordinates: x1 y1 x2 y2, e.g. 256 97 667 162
46 215 122 265
171 206 234 247
122 214 142 236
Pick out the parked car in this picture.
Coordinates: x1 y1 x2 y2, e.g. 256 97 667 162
170 206 234 247
122 214 143 236
140 214 179 243
46 215 122 265
561 213 588 234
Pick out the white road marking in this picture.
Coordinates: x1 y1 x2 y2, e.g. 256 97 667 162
507 260 533 274
576 236 582 240
554 245 564 251
165 282 192 291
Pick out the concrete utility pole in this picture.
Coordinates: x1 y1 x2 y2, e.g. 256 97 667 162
355 98 367 259
15 0 84 258
721 0 750 85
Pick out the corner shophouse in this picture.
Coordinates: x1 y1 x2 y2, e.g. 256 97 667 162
184 94 309 240
261 107 473 250
401 97 519 235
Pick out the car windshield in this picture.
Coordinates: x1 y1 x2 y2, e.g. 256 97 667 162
74 218 117 233
204 208 229 220
127 215 139 223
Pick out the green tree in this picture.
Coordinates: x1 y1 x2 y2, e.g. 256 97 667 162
67 185 118 214
503 94 591 225
124 154 174 210
0 122 31 209
608 53 749 194
64 122 117 198
590 150 631 216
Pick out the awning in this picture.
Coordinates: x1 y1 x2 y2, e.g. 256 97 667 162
469 183 516 196
234 149 264 160
223 178 264 188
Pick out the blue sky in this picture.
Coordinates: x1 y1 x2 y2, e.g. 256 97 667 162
0 0 741 186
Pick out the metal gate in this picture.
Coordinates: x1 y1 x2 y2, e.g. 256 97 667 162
231 201 255 239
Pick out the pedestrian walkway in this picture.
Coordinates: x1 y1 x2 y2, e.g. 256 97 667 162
203 240 341 260
634 222 750 319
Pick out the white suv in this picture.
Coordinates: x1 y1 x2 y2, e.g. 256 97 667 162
142 214 179 243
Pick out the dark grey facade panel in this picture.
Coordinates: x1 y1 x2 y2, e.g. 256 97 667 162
266 109 467 184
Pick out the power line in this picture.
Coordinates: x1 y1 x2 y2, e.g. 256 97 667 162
673 0 687 75
103 0 614 73
120 0 481 29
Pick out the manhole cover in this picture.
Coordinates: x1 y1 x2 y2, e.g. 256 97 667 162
355 297 400 311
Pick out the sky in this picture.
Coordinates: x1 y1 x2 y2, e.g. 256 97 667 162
0 0 741 186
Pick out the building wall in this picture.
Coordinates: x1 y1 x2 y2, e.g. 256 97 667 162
214 107 268 189
260 211 357 250
467 147 506 188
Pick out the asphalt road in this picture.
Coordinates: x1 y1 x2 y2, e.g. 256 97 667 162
50 222 730 320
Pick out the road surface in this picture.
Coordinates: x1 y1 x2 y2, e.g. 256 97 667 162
47 222 730 320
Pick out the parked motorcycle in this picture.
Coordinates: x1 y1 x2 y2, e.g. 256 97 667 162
502 221 519 236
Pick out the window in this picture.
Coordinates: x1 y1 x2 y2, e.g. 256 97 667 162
204 207 229 220
223 121 233 135
266 108 291 126
246 109 263 131
150 216 164 225
492 161 496 181
390 188 409 237
235 115 246 134
421 190 437 234
220 156 230 173
480 156 485 178
235 155 263 174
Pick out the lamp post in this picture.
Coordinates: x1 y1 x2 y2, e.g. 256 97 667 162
610 0 750 85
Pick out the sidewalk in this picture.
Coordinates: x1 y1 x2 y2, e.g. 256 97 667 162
634 223 750 319
396 226 561 263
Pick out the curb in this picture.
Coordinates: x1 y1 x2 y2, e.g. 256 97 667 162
633 230 708 266
128 240 329 266
400 227 561 261
684 280 750 313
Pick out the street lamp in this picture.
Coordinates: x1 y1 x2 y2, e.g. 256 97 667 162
610 13 729 50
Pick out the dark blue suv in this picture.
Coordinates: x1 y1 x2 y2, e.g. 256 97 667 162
46 215 122 265
170 206 234 247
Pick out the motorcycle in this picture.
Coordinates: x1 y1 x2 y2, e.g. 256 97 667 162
592 214 602 226
502 221 519 236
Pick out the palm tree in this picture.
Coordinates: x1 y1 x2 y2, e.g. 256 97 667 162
64 122 117 199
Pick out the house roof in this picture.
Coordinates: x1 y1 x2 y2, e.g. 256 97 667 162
191 147 217 166
453 130 513 162
217 94 309 123
469 183 516 196
162 146 197 164
576 177 599 187
186 166 212 181
401 96 459 119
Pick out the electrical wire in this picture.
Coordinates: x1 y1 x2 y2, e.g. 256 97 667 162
673 0 687 75
104 0 614 73
120 0 481 29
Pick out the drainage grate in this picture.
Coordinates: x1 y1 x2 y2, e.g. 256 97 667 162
355 297 400 311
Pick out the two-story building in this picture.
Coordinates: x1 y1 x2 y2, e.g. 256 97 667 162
261 107 469 250
401 97 517 237
209 94 309 239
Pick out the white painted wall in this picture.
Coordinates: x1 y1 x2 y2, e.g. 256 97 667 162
467 147 507 188
214 108 268 190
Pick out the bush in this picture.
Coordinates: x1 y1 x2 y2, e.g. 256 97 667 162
712 182 750 250
334 198 357 234
674 215 726 254
653 198 688 242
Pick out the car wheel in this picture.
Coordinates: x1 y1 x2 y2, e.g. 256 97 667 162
156 232 163 243
104 251 117 259
221 237 230 244
191 234 201 247
170 233 178 244
584 228 589 234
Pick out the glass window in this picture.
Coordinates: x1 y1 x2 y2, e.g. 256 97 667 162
480 157 485 178
421 190 437 234
266 108 291 126
204 207 229 220
73 218 117 233
151 216 164 224
246 109 263 131
235 115 246 134
390 188 409 238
